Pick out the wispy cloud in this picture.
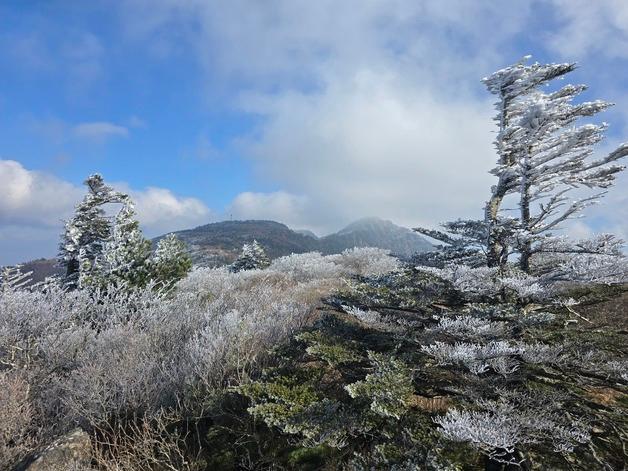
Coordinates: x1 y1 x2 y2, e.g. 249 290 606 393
29 117 132 144
72 121 129 141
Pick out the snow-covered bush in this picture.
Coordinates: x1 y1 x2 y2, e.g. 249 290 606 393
270 251 342 282
426 316 508 339
0 370 36 470
418 264 547 301
435 395 590 463
422 340 562 376
341 305 384 326
1 246 397 461
336 247 401 276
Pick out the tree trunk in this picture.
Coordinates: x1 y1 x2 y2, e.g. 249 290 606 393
486 196 505 268
485 90 511 269
519 155 532 273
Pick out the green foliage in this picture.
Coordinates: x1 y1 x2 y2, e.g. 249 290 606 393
230 239 271 272
296 331 361 367
151 233 193 288
239 375 353 448
345 351 414 419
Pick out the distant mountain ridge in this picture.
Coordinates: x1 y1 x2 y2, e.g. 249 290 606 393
157 217 432 267
12 217 433 279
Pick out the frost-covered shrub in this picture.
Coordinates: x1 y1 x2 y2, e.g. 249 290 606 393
520 343 564 365
270 252 342 282
603 359 628 381
0 370 36 469
422 340 562 376
1 247 391 447
418 265 547 301
337 247 401 276
422 341 522 370
435 395 590 463
426 316 508 339
341 305 384 326
0 258 360 449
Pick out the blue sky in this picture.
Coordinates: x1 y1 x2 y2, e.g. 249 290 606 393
1 0 628 264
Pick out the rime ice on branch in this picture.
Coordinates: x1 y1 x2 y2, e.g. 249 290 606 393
416 57 628 282
482 57 628 271
58 174 127 288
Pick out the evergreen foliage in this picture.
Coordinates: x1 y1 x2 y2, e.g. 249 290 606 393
96 199 152 288
152 233 193 288
58 174 126 288
230 240 271 272
482 57 628 271
0 265 32 293
58 174 192 291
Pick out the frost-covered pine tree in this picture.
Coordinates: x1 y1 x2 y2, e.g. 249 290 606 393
230 240 271 272
97 199 152 288
0 265 32 293
152 233 192 287
58 174 126 288
482 57 628 272
482 58 578 267
414 219 489 268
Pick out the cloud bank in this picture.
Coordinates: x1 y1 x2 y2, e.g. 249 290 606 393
0 160 212 264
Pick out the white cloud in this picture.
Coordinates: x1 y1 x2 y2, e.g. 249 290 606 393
548 0 628 60
29 118 131 144
72 121 130 141
0 160 213 263
228 191 312 229
125 187 213 235
0 159 82 227
240 71 495 231
116 0 530 232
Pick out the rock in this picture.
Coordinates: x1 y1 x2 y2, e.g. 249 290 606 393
25 428 92 471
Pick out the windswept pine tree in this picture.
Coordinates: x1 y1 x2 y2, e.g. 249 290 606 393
416 57 628 282
230 240 271 272
58 174 126 288
482 57 628 272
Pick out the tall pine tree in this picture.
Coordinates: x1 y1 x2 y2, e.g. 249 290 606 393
99 199 152 288
58 174 126 288
483 58 628 272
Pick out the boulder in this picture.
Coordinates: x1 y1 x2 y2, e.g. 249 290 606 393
24 428 91 471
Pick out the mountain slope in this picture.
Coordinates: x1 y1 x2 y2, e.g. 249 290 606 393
320 217 433 258
160 218 431 266
155 220 320 266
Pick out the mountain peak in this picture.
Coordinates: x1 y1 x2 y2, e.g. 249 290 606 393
322 217 431 258
336 217 397 235
150 217 431 267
